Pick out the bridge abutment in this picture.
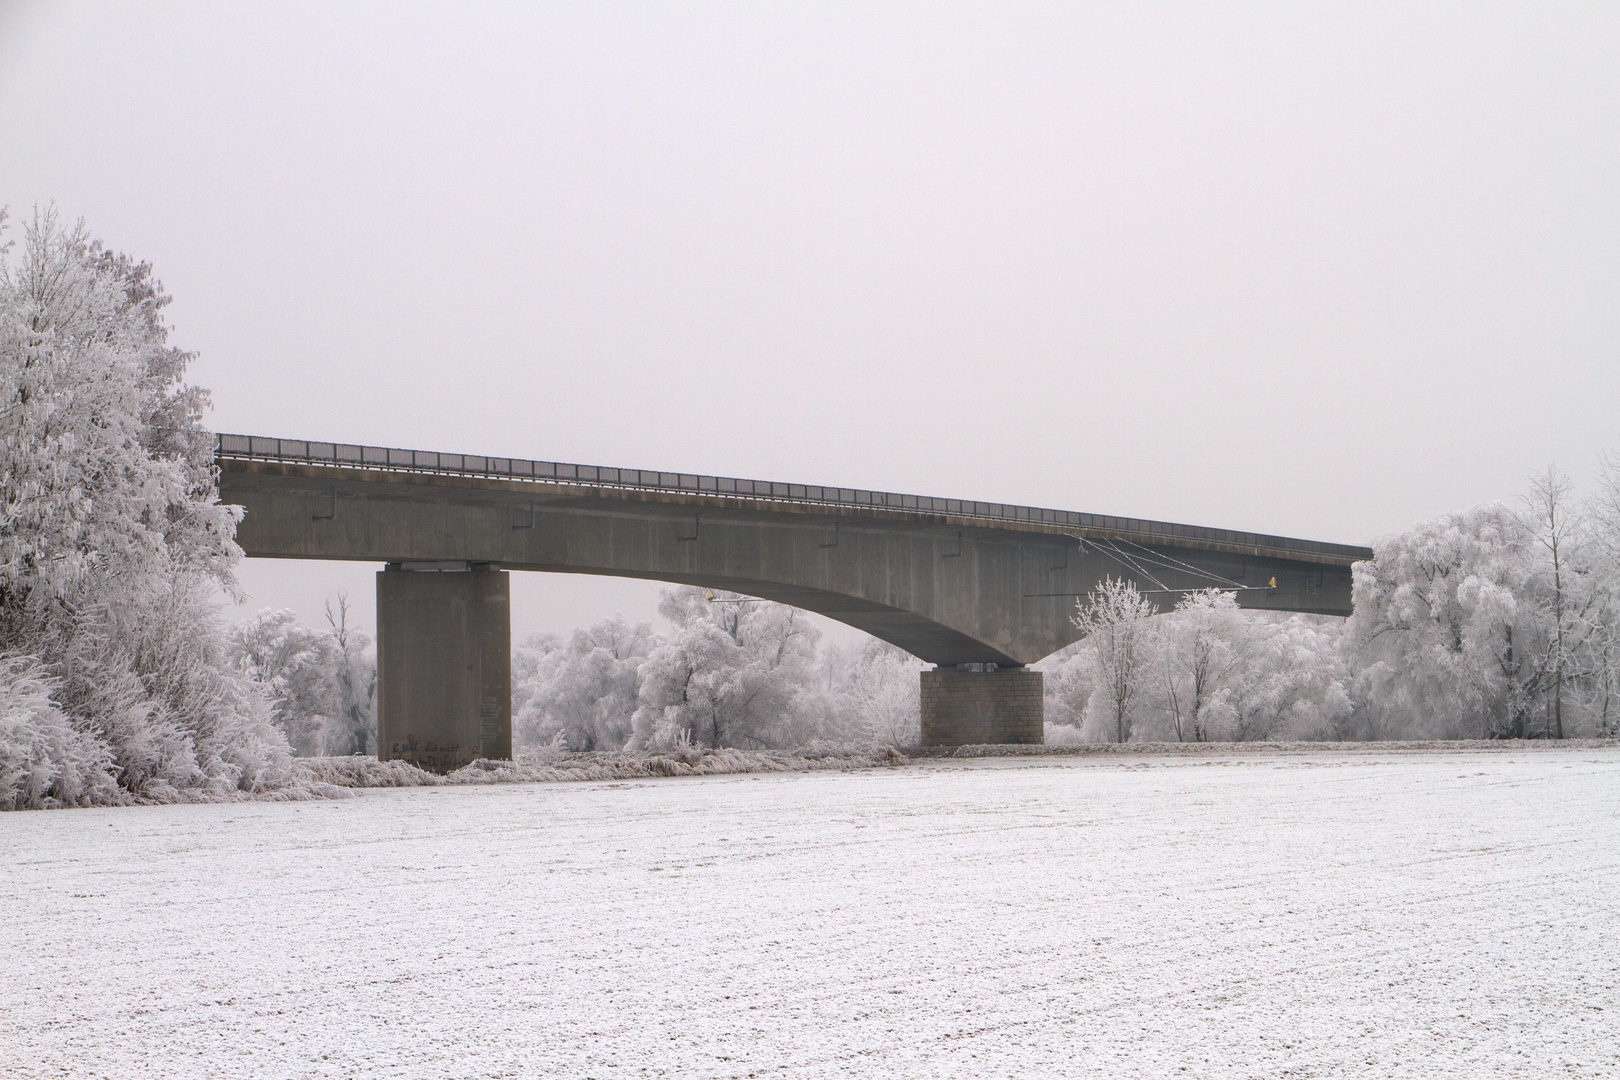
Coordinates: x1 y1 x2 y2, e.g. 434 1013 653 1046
919 666 1044 747
377 563 512 772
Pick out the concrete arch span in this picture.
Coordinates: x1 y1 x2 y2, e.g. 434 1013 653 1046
520 567 1020 667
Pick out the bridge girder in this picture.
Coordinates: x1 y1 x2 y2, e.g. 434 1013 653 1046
218 459 1360 666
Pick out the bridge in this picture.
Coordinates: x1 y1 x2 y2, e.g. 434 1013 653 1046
214 434 1371 768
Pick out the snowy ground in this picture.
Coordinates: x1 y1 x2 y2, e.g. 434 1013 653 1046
3 747 1618 1079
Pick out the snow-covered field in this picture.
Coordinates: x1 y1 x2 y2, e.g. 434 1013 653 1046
3 746 1617 1079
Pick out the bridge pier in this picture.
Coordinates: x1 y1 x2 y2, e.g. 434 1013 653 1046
377 563 512 772
919 665 1044 747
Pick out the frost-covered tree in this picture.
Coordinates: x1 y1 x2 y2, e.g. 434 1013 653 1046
1157 589 1252 742
831 639 924 747
231 609 344 755
1341 465 1620 741
1592 445 1620 567
227 601 375 757
1199 614 1350 741
511 630 563 737
1037 640 1092 732
325 593 377 756
1345 504 1547 739
630 588 821 750
1521 465 1600 739
1588 449 1620 733
1073 578 1159 743
0 207 291 806
0 209 239 628
512 616 652 750
1581 612 1620 736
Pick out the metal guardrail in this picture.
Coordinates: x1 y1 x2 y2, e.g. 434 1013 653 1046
214 433 1372 563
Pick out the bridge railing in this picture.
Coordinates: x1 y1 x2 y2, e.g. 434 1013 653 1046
214 433 1371 563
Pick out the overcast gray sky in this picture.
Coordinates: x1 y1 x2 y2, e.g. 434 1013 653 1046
3 2 1618 640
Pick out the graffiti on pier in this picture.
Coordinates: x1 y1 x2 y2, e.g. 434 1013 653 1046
389 735 481 773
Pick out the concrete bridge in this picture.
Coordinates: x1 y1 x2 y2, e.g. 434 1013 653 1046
215 434 1371 768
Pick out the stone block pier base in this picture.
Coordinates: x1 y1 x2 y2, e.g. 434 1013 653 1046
919 665 1044 746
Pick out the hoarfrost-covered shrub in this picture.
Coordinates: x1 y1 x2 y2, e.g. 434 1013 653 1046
57 577 296 797
1037 642 1092 729
1043 722 1085 746
0 655 117 809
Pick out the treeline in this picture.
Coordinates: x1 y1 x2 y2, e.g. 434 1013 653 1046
223 587 920 759
1045 585 1348 743
1049 467 1620 742
512 588 924 752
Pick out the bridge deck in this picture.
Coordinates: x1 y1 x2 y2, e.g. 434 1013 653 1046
215 434 1371 567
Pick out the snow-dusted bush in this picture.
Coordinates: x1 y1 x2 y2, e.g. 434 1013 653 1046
57 577 296 797
295 744 907 790
0 655 117 809
1037 641 1091 729
1043 721 1085 746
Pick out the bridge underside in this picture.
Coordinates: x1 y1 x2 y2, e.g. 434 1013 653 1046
219 459 1362 761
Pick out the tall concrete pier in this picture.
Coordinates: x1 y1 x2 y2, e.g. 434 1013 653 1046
377 563 511 772
216 434 1369 754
